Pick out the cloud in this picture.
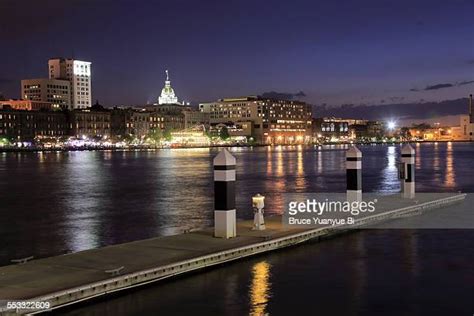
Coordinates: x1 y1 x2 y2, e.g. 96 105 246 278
388 96 405 102
424 83 453 90
467 59 474 65
261 91 306 100
312 98 469 121
410 80 474 92
294 91 306 97
458 80 474 86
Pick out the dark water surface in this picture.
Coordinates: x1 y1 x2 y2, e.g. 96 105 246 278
1 143 473 315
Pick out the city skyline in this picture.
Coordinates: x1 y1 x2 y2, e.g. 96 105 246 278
1 0 474 109
2 2 474 314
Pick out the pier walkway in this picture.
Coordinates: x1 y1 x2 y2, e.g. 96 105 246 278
0 193 465 315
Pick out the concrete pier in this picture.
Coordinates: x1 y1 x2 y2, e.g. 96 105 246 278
0 193 466 315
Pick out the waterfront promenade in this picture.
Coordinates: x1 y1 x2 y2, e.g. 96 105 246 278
0 140 469 153
0 193 465 315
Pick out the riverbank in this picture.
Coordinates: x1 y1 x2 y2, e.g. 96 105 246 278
0 193 465 315
0 140 471 153
0 143 262 153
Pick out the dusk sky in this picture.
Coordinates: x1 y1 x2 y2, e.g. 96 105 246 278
1 0 474 107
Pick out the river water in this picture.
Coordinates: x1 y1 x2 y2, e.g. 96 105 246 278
1 142 473 315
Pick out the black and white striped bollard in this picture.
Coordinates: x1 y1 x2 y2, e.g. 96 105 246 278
346 146 362 203
401 144 415 199
213 148 237 238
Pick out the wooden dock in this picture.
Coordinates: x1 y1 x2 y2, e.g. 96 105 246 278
0 193 466 315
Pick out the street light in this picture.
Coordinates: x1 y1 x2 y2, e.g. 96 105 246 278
387 121 396 130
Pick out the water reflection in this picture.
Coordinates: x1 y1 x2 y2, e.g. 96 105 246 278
432 143 442 184
276 146 283 177
297 146 303 176
64 152 103 252
266 146 272 175
402 230 420 278
38 151 45 166
295 146 306 191
317 149 323 173
249 261 271 316
272 147 285 195
0 143 472 265
351 234 367 312
415 142 421 169
379 146 398 193
445 142 455 187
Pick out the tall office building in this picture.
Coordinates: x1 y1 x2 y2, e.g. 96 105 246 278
48 58 92 109
21 78 71 109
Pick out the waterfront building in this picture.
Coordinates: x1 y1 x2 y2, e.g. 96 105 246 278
145 103 190 115
199 96 312 144
158 70 178 105
127 110 151 140
137 70 192 132
144 104 189 131
148 111 165 135
410 126 455 141
21 78 71 109
312 117 350 141
1 104 172 141
127 110 164 139
170 126 210 147
183 109 210 129
350 120 385 139
111 108 164 140
110 108 129 138
451 115 474 141
33 111 69 139
162 112 186 131
445 96 474 141
206 121 254 143
49 58 92 109
0 99 53 111
68 102 110 138
0 108 68 141
462 115 474 141
145 105 187 131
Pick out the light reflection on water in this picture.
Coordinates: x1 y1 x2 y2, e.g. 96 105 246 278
249 261 271 316
0 143 473 265
64 152 104 252
433 142 441 183
445 142 455 187
57 226 474 316
379 145 399 193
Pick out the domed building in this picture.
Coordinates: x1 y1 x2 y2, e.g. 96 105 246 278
158 70 178 105
144 69 192 132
